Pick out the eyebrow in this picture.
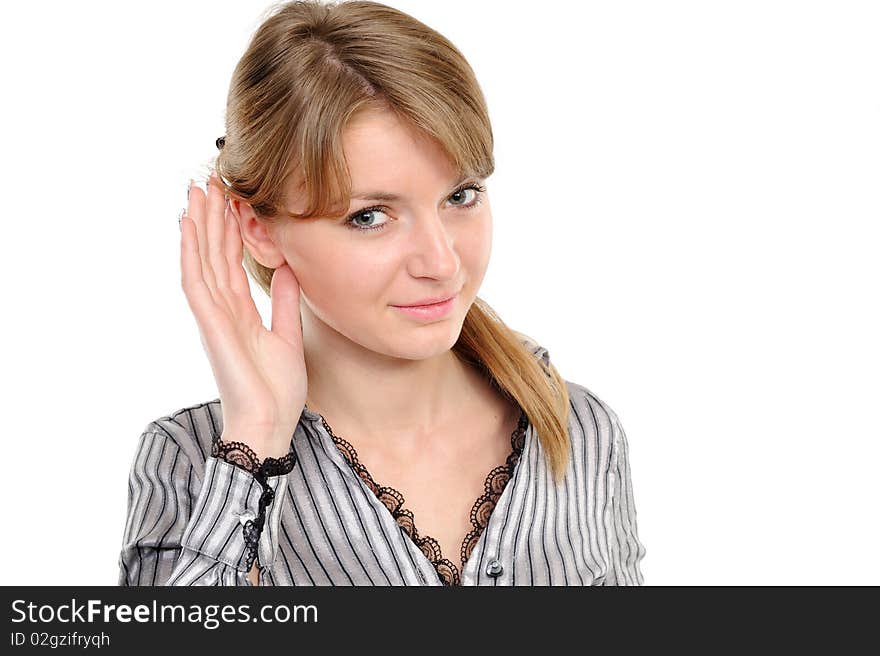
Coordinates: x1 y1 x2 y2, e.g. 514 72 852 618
350 174 474 202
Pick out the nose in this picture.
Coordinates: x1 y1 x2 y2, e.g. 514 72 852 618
406 211 459 278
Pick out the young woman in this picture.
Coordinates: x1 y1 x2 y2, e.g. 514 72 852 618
118 0 646 587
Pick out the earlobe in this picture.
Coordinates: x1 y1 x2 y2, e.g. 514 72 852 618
229 199 286 269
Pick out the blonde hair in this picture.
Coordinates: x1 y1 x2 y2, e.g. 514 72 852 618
209 0 572 482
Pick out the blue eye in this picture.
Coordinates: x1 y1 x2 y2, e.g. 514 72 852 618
344 182 487 233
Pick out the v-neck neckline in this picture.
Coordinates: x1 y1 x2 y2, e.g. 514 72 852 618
302 404 530 586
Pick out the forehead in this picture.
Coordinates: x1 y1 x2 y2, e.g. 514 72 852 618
342 110 458 194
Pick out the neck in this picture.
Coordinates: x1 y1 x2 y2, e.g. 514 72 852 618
302 313 481 445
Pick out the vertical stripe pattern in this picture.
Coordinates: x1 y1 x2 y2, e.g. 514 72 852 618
118 340 646 586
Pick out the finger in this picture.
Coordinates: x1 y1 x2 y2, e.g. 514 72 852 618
182 208 258 400
187 180 218 300
180 212 220 325
205 173 231 295
224 201 260 317
270 264 303 349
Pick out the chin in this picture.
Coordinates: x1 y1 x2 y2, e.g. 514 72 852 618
382 328 461 359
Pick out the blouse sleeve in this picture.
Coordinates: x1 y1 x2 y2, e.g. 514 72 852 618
117 428 294 586
600 410 647 585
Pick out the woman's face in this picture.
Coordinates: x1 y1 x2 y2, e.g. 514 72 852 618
256 109 493 360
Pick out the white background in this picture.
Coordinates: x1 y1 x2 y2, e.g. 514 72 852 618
1 0 877 585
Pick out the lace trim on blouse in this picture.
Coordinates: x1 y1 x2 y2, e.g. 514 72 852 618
316 408 528 586
212 437 297 571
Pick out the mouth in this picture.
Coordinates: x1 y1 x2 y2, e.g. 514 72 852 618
390 292 459 320
391 293 457 308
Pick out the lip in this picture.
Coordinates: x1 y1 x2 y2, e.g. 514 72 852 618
390 292 459 321
392 291 460 308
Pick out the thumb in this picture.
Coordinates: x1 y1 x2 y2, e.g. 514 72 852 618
269 264 303 348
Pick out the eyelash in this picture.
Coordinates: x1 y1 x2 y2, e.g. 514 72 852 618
344 183 487 233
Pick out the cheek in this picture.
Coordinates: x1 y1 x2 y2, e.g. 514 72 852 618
457 213 492 277
292 241 392 308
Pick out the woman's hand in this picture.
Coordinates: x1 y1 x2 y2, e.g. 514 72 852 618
179 172 307 460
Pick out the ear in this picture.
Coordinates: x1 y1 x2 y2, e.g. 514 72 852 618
228 199 287 269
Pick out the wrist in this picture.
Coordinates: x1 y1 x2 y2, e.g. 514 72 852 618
218 430 291 464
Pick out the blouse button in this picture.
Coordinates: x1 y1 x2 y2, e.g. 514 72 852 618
486 559 503 577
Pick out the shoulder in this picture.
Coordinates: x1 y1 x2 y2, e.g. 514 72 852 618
515 331 625 468
513 330 551 368
514 329 621 432
565 380 624 437
561 379 627 477
138 397 225 475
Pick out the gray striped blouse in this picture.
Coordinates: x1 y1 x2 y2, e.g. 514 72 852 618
117 339 647 586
